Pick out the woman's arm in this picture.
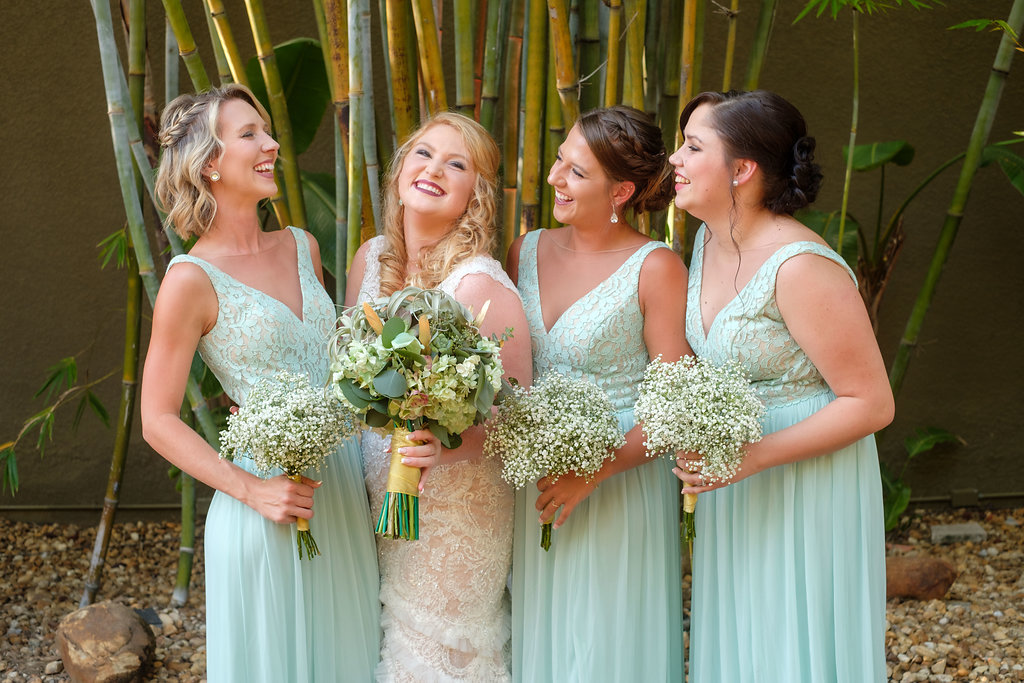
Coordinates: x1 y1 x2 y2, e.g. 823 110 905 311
398 272 533 486
537 247 692 527
675 252 894 492
140 264 320 524
504 234 527 286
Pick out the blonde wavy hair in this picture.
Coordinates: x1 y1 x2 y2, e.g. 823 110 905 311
378 112 500 295
154 84 272 240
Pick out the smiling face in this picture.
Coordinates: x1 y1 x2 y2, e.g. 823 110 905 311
668 103 735 221
396 123 477 226
207 98 279 203
547 124 620 227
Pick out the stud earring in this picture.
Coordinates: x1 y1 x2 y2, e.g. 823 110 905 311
731 179 738 187
610 206 619 224
210 171 221 182
398 198 403 207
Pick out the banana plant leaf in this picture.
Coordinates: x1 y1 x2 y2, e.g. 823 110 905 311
795 208 860 267
980 145 1024 196
246 38 331 155
842 140 915 172
301 171 337 275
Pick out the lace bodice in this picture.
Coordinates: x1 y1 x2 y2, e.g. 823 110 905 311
685 224 857 408
167 227 336 406
356 235 517 681
517 229 668 412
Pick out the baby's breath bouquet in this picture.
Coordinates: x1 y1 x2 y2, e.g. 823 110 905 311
219 371 358 559
634 355 764 551
483 372 625 550
328 286 508 541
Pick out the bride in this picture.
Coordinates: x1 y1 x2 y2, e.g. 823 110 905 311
345 112 531 681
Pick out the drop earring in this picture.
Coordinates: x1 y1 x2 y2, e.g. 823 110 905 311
610 205 619 224
210 171 221 182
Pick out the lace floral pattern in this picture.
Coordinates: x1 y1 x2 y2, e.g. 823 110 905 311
358 236 518 682
685 225 857 408
168 227 336 404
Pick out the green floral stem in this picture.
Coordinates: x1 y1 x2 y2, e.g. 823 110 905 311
540 522 552 551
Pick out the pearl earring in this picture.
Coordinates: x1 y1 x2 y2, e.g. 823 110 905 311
610 205 619 224
210 171 221 182
731 179 738 187
398 198 403 206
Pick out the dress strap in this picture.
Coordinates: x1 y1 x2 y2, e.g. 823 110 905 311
358 235 387 303
769 241 857 287
441 254 521 301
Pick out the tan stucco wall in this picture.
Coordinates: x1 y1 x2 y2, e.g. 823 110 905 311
2 2 1021 521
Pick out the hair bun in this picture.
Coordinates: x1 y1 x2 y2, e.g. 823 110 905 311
767 136 822 214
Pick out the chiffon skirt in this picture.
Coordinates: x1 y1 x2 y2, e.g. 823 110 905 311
689 390 886 683
511 410 684 683
204 435 381 682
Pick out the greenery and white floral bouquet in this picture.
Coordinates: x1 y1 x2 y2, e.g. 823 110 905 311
634 355 764 551
328 286 509 540
483 371 625 550
219 371 358 559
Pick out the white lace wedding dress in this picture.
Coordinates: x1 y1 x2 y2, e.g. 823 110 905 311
356 236 516 682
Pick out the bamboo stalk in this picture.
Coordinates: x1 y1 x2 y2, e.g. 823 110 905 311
244 0 306 228
890 0 1024 397
479 0 508 134
205 0 249 87
658 0 683 154
604 0 622 106
743 0 777 90
348 0 367 268
204 9 233 84
576 0 600 112
502 0 525 252
376 0 398 155
454 0 476 116
355 0 382 232
386 0 418 141
321 0 351 297
473 0 488 118
547 0 580 126
835 10 860 262
644 0 667 116
543 31 564 232
411 0 448 114
161 0 211 92
623 0 645 109
520 0 548 235
721 0 739 91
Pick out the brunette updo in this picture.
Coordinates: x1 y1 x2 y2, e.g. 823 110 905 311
679 90 823 215
577 105 675 213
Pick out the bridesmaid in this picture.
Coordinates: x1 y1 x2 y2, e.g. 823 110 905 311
506 105 689 683
670 90 892 682
141 84 380 681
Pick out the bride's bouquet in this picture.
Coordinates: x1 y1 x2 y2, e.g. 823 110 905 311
483 371 625 551
634 355 764 553
328 286 507 541
219 371 358 559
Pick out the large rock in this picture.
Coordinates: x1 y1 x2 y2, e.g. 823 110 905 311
55 601 155 683
887 555 958 600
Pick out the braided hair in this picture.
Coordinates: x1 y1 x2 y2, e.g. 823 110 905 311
155 84 272 239
576 105 675 213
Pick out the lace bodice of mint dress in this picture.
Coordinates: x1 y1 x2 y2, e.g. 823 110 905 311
510 229 683 683
167 227 380 682
356 235 519 682
685 224 886 683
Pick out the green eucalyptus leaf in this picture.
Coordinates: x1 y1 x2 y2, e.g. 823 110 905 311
390 332 422 352
381 317 408 348
365 409 391 428
301 171 337 277
844 140 915 171
338 379 371 410
373 369 408 398
904 427 959 459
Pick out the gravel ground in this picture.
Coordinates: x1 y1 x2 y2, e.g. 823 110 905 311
1 507 1022 682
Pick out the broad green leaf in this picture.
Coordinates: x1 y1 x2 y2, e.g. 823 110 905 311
883 481 912 531
904 426 959 459
795 208 859 267
301 171 338 277
382 317 408 348
2 446 19 495
372 368 408 398
980 146 1024 197
365 409 391 428
338 379 371 410
844 140 915 171
389 332 422 352
245 38 331 155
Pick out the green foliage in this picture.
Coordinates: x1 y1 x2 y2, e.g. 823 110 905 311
796 0 935 22
245 38 331 156
301 171 338 277
980 144 1024 196
949 19 1021 46
795 208 860 266
844 140 915 172
97 228 130 270
881 427 960 530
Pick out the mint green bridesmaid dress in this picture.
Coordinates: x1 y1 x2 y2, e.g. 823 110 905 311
686 225 886 683
511 229 684 683
168 227 380 682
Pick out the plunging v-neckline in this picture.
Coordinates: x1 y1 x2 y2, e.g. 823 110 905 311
534 231 649 335
190 228 308 324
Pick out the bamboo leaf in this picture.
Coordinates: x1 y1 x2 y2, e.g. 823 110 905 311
97 229 130 270
844 140 915 171
981 145 1024 196
904 427 959 459
35 358 77 401
245 38 331 155
86 391 112 429
1 445 18 495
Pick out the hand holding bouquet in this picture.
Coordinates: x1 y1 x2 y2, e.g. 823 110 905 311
634 355 764 552
483 371 625 550
219 371 358 559
329 286 508 540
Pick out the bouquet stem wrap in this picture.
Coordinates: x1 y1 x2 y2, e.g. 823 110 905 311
288 474 321 559
541 522 553 551
375 425 421 540
682 471 698 555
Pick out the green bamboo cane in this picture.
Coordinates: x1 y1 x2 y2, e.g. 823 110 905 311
205 0 250 87
543 31 564 232
670 0 701 255
454 0 476 117
92 0 220 606
623 0 645 109
644 0 667 116
502 0 526 253
411 0 448 114
576 0 600 112
890 0 1024 397
693 0 706 97
604 0 623 106
547 0 580 126
480 0 509 134
744 0 778 90
320 0 351 297
205 9 233 85
721 0 739 90
348 0 367 268
472 0 488 118
658 0 683 155
244 0 306 228
377 0 398 155
81 0 146 608
161 0 211 92
520 0 548 234
354 0 382 232
835 9 860 263
165 18 179 103
385 0 418 142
